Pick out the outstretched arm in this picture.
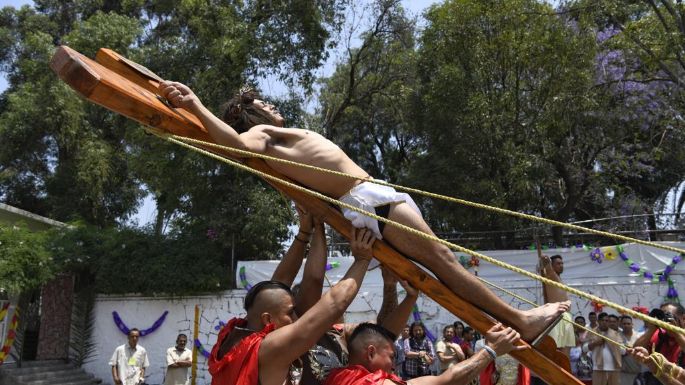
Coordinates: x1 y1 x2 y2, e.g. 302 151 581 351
259 228 374 378
630 347 685 385
538 255 568 302
295 219 327 315
272 205 313 286
376 267 399 327
381 278 419 337
159 81 269 153
412 324 521 385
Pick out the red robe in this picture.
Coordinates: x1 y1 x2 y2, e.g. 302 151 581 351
323 365 405 385
208 318 275 385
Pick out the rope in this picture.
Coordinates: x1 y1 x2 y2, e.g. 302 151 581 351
167 133 685 256
148 128 685 336
479 277 627 349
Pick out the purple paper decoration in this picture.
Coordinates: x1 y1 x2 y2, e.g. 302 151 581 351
112 310 169 336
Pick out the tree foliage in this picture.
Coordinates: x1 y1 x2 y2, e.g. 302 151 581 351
0 223 53 294
0 0 347 292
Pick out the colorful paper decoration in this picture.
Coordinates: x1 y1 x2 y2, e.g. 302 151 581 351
239 266 252 290
591 300 604 313
666 279 680 303
194 338 211 359
631 306 649 315
0 303 9 324
589 246 682 285
112 310 169 336
0 309 19 365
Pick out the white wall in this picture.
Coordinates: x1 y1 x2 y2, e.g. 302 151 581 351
82 242 685 384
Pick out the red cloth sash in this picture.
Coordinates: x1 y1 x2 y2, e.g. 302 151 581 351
208 318 275 385
323 365 405 385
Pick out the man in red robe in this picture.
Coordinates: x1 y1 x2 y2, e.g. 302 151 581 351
324 322 521 385
209 228 375 385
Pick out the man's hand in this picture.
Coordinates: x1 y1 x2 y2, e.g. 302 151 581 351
484 323 522 356
159 81 201 111
399 278 419 298
295 204 314 235
628 347 657 372
350 228 375 262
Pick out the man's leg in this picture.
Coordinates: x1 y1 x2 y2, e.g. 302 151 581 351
382 201 569 342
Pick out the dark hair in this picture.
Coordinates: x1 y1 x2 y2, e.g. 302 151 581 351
177 333 187 340
598 312 608 320
220 88 279 133
453 321 465 329
589 311 597 316
607 314 619 320
550 255 563 262
443 325 455 334
574 316 586 324
620 315 633 322
349 323 397 347
410 322 425 337
244 280 292 311
463 327 474 335
129 328 140 336
662 302 685 317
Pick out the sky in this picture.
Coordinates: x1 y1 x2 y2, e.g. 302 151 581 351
0 0 440 226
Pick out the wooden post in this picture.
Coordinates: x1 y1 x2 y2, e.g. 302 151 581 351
191 305 199 385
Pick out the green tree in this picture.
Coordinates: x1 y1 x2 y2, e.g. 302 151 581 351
0 223 54 294
410 0 626 246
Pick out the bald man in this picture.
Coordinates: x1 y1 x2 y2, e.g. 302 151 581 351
208 228 375 385
323 322 521 385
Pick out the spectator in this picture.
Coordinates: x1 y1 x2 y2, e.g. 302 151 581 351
453 321 465 344
436 325 465 374
620 316 642 385
586 312 623 385
588 312 598 329
394 325 410 379
575 316 589 345
461 327 476 359
164 334 192 385
608 314 620 332
109 328 150 385
403 322 435 378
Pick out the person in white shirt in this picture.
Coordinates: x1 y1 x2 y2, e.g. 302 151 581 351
164 334 192 385
619 316 643 385
109 328 150 385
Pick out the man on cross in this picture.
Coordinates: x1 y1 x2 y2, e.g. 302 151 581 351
159 81 570 343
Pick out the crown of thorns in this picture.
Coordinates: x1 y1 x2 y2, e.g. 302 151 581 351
227 86 258 116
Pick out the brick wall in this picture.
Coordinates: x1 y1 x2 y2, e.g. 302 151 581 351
36 274 74 360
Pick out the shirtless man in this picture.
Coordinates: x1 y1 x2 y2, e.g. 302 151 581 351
159 81 569 341
208 228 374 385
537 254 575 356
323 322 521 385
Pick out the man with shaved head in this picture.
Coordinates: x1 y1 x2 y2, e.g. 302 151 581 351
324 322 521 385
208 228 375 385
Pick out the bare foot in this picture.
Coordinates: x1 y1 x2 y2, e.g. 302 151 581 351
520 301 571 342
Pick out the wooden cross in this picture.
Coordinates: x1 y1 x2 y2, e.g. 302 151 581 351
51 45 580 385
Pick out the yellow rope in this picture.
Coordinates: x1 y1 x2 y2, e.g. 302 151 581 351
147 127 685 336
168 133 685 256
480 277 627 349
485 278 681 384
